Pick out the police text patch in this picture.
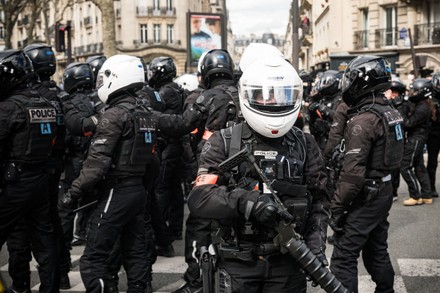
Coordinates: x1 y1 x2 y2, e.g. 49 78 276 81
28 108 56 123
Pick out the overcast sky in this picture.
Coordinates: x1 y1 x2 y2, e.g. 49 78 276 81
226 1 291 37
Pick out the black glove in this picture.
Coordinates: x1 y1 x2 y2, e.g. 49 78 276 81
59 190 79 209
318 104 330 117
308 102 319 112
252 194 280 228
329 204 348 234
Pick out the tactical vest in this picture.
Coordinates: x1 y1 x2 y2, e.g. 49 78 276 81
111 101 157 176
220 123 310 241
210 83 242 126
362 103 404 172
7 94 57 164
36 81 67 156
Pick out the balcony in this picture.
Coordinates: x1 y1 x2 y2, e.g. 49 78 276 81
375 27 399 48
353 30 369 50
414 22 440 46
136 6 176 17
136 6 149 16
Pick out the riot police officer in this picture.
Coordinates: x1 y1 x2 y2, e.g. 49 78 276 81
401 78 434 206
186 56 330 292
384 78 410 201
427 72 440 198
58 62 98 248
148 56 185 256
173 49 241 293
329 55 404 293
0 49 59 293
60 54 204 293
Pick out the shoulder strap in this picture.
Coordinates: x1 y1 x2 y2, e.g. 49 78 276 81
284 126 307 163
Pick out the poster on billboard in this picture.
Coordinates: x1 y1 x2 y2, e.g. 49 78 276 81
187 12 225 67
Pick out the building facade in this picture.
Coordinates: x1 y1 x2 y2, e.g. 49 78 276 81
285 0 440 84
1 0 230 83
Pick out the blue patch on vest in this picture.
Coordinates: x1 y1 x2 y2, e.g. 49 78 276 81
395 124 403 141
145 132 152 143
40 123 52 135
154 91 162 102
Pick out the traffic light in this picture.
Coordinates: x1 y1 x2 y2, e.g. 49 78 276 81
55 22 66 52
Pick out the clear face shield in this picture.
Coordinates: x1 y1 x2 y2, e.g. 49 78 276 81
242 83 300 114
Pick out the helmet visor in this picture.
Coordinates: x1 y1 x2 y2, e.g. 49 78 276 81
242 84 300 113
95 71 104 90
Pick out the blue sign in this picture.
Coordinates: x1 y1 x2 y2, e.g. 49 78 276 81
399 28 408 40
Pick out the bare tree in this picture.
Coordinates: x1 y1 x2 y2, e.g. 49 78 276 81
0 0 28 49
90 0 117 57
24 0 45 44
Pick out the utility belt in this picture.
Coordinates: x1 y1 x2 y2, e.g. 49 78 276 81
100 176 143 189
217 242 279 262
362 174 391 202
2 161 46 183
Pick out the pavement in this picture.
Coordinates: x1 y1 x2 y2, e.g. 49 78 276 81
1 156 440 293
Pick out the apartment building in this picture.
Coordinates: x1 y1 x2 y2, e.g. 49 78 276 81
234 33 286 67
285 0 440 84
2 0 229 82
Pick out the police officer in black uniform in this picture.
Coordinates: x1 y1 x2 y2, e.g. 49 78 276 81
148 56 185 256
329 55 404 293
58 62 99 248
401 78 433 206
384 78 410 201
427 72 440 198
60 54 204 293
173 49 241 293
187 56 330 292
0 49 59 293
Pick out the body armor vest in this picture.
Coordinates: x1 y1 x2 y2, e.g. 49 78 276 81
7 94 57 164
210 84 241 126
220 123 309 242
36 81 67 156
110 101 157 176
363 103 404 173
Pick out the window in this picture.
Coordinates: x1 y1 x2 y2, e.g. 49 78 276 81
167 24 174 43
361 8 369 48
384 6 397 46
140 24 148 44
166 0 173 11
153 0 160 10
154 24 160 43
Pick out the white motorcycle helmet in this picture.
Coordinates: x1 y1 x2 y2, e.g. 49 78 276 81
96 54 145 104
175 73 199 92
239 56 303 138
239 43 284 73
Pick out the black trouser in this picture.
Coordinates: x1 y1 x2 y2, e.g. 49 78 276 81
182 214 212 283
155 142 185 239
6 158 70 290
0 168 58 293
58 152 95 247
79 183 148 293
390 168 400 197
427 128 440 193
330 181 395 293
400 138 431 198
217 252 306 292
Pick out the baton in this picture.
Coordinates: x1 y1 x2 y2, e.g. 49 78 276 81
73 200 98 213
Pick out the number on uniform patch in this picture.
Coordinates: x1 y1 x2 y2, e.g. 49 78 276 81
145 132 152 143
395 124 403 141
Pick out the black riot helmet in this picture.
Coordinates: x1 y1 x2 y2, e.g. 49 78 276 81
341 55 391 106
318 70 342 96
389 78 406 95
23 43 56 80
432 71 440 97
63 62 94 94
147 56 176 88
86 55 107 82
0 49 34 96
200 49 234 88
409 78 432 103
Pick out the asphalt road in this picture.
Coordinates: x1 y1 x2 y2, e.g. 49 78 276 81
1 165 440 293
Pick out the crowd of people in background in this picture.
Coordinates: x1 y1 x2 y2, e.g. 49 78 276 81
0 41 438 293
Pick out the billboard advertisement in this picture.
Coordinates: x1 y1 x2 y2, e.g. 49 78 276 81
187 12 225 68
